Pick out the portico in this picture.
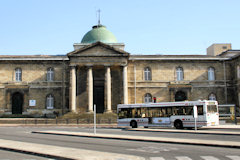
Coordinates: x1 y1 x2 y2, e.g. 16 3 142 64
68 42 129 113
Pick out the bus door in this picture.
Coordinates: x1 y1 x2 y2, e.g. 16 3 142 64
151 107 171 125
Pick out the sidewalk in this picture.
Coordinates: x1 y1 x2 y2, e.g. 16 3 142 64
126 127 240 135
32 130 240 148
0 139 144 160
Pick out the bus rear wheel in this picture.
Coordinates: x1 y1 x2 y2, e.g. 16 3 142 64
174 120 183 129
130 121 138 128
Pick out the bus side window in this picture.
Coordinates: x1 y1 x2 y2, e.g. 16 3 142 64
186 106 193 115
197 105 203 115
173 107 177 115
167 107 172 117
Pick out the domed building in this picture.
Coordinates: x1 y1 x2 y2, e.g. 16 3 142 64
81 24 117 44
0 23 239 118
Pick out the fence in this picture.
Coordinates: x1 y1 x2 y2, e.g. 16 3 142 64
0 118 117 125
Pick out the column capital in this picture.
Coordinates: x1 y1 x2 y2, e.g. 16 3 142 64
120 63 128 67
104 64 111 67
69 65 77 68
85 64 93 67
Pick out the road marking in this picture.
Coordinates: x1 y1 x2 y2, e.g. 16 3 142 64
200 156 219 160
226 155 240 160
149 157 165 160
127 146 178 153
176 156 192 160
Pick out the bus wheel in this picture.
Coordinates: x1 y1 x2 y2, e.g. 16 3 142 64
130 121 138 128
174 120 183 129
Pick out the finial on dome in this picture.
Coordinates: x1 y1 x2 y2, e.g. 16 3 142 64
97 9 101 26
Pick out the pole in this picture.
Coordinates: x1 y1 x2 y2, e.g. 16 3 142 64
234 104 237 125
193 105 198 131
195 117 197 131
134 64 136 104
94 104 96 134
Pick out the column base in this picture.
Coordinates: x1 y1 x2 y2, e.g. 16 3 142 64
105 110 112 113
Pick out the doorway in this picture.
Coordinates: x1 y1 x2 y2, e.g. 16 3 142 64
175 91 187 101
93 86 104 113
12 92 23 114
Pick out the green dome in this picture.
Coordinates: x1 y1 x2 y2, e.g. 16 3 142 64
81 25 117 43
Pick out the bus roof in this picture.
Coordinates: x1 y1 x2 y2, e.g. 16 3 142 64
117 100 217 109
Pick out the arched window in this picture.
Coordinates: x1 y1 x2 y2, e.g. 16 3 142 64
176 67 183 81
144 67 152 81
46 94 54 109
175 91 187 101
208 67 215 81
209 93 216 101
15 68 22 82
144 93 152 103
47 68 54 81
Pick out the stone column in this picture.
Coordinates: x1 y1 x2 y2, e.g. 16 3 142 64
70 66 76 112
105 66 112 112
88 67 93 112
123 66 128 104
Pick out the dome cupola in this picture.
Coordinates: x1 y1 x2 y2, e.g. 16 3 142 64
81 24 117 43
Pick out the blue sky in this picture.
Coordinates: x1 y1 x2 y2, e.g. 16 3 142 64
0 0 239 55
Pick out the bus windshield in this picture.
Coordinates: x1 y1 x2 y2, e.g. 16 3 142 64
207 105 218 113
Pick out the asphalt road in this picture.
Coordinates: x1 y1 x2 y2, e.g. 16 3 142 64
0 127 239 159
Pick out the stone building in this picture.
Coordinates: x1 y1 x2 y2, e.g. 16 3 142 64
0 24 239 116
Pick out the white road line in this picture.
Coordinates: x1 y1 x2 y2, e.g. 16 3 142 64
226 155 240 160
150 157 165 160
176 156 192 160
200 156 219 160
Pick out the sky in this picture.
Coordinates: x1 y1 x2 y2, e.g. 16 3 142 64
0 0 239 55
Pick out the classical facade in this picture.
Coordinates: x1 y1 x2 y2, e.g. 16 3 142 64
0 24 239 116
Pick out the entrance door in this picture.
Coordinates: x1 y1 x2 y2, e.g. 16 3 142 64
175 91 187 101
93 86 104 113
12 92 23 114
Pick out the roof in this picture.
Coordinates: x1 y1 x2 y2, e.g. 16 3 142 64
129 54 230 61
0 55 69 61
67 41 129 57
81 25 117 43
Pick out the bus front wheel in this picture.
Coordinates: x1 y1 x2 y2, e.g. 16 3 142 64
130 121 138 128
174 120 183 129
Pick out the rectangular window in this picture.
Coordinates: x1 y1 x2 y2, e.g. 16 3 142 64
207 105 217 113
15 69 22 82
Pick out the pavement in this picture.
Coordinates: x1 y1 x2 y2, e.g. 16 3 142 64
0 124 239 159
0 139 144 160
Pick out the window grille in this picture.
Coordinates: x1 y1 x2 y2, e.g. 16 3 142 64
176 67 183 81
47 68 54 81
144 93 152 103
208 67 215 81
15 68 22 82
144 67 152 81
46 94 54 109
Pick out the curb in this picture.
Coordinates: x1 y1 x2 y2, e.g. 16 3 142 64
125 128 240 136
0 146 73 160
32 130 240 149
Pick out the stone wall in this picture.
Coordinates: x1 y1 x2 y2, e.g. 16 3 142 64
127 60 232 104
0 60 68 116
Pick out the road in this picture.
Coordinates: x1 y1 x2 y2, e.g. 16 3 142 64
0 126 239 160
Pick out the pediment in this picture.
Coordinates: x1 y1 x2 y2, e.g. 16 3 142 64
67 42 129 57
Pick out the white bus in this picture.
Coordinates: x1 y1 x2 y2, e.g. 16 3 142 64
117 100 219 129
